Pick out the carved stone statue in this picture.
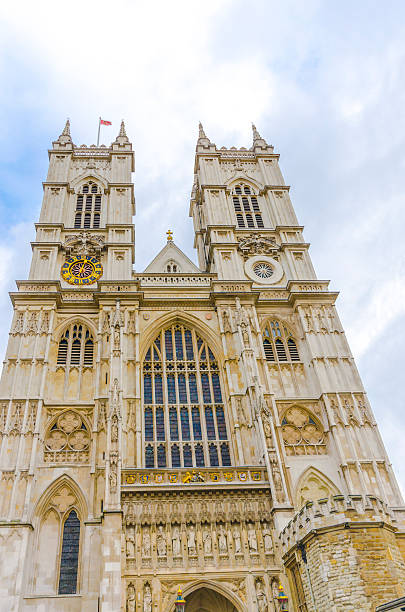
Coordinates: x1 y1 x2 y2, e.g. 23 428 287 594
187 524 196 554
247 524 258 552
256 579 268 612
218 524 228 554
111 414 119 442
157 525 167 557
262 522 273 553
143 583 152 612
172 525 181 557
127 583 136 612
142 528 151 557
222 310 232 333
126 533 135 557
203 526 212 554
233 525 242 554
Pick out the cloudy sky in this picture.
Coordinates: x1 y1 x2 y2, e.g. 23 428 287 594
0 1 404 493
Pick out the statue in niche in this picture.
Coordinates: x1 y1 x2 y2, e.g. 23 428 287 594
255 579 268 612
202 526 212 554
127 583 136 612
156 525 167 557
114 325 120 349
109 465 117 492
126 532 135 557
187 524 196 554
247 523 258 553
143 583 152 612
172 525 181 557
111 414 119 442
218 524 228 554
142 528 151 557
262 522 273 553
233 524 242 554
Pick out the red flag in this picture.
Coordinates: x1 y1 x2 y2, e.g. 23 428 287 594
100 119 112 126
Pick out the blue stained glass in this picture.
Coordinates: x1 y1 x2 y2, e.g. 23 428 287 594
188 374 198 402
201 374 211 403
208 348 215 361
175 329 183 359
195 443 205 467
154 375 163 403
169 407 179 440
157 444 166 467
185 330 194 359
183 444 192 467
145 408 153 440
200 347 206 360
145 348 151 361
197 337 203 352
205 407 216 439
212 374 222 402
209 444 219 466
58 510 80 594
178 374 187 403
180 407 191 440
192 406 202 439
171 444 180 467
156 407 165 441
144 375 152 403
145 444 154 468
167 376 176 403
165 330 173 360
216 406 227 439
220 443 231 466
153 344 160 360
155 336 161 351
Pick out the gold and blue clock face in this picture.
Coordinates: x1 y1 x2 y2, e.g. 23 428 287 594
61 255 103 285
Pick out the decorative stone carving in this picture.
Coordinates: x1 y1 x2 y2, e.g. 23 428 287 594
233 524 242 554
12 312 24 335
51 486 76 513
143 582 152 612
218 524 228 554
262 522 273 553
281 406 325 455
142 528 151 557
63 231 105 258
44 410 90 462
222 309 232 333
256 578 268 612
109 451 118 493
247 523 258 552
40 311 50 334
102 311 111 334
187 524 196 554
202 526 212 554
26 312 38 335
127 583 136 612
157 525 167 557
126 532 135 557
172 524 181 557
238 233 279 260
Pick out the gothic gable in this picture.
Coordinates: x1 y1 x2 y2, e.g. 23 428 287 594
143 241 201 273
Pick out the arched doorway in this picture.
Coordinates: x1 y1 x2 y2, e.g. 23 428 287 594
185 587 238 612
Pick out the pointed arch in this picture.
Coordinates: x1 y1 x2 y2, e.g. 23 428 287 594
32 473 88 523
280 405 326 456
295 466 340 510
262 318 300 363
53 315 98 340
69 171 108 192
227 180 265 230
141 317 231 470
225 175 264 192
169 580 246 612
53 318 97 369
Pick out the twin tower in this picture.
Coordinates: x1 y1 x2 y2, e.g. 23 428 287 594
0 120 404 612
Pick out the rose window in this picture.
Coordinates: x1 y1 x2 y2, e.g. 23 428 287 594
253 262 273 279
44 410 90 463
281 407 326 456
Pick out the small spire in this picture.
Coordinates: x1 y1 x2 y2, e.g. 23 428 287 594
119 120 127 138
62 118 71 137
199 122 207 139
252 123 262 142
55 118 73 145
113 119 129 144
251 122 271 149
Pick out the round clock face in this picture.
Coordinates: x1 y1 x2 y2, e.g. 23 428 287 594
61 255 103 285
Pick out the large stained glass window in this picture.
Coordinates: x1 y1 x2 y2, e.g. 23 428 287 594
142 323 231 468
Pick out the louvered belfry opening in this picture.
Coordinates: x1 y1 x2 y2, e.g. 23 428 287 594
143 323 232 469
262 320 300 363
57 323 94 368
74 182 102 229
232 183 264 229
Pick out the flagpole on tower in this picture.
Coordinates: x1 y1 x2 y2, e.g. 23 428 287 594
97 116 101 147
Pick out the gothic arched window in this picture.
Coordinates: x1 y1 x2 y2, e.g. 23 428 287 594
74 182 102 229
262 320 300 363
232 183 264 229
57 323 94 367
142 323 231 468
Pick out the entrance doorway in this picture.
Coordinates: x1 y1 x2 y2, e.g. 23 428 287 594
185 587 238 612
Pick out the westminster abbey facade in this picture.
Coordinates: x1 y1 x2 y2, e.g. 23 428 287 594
0 120 405 612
